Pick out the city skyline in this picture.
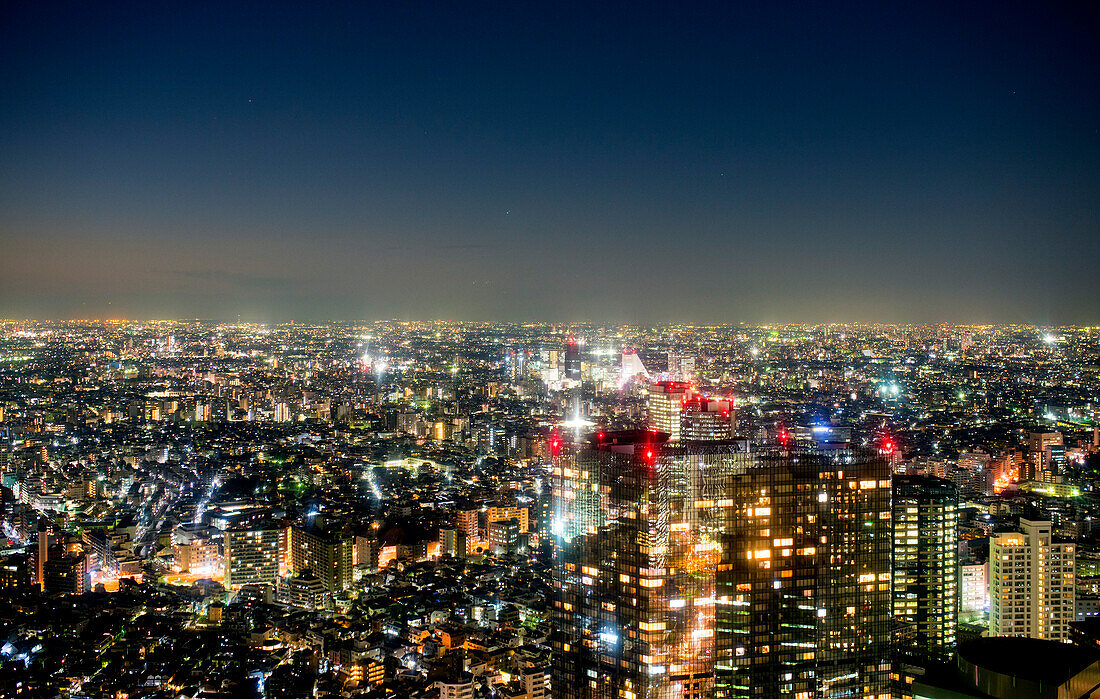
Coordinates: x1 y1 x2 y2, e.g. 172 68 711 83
2 2 1098 322
3 2 1100 692
1 319 1099 697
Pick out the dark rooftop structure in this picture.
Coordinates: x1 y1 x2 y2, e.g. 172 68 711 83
912 637 1100 699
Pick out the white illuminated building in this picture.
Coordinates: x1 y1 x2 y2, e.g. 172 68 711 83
989 519 1075 642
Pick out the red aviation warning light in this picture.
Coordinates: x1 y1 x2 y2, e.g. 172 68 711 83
550 431 562 457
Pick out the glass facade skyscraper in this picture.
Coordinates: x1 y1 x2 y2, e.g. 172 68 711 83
891 476 958 664
551 431 892 699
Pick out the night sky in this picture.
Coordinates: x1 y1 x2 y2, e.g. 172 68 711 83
2 2 1097 323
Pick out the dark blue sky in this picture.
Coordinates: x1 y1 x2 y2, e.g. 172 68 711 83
2 1 1097 322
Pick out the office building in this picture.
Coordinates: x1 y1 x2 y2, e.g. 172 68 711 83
551 430 892 699
988 519 1075 642
892 476 958 662
791 424 853 448
565 340 584 381
667 351 695 380
1026 431 1064 482
646 381 692 442
681 395 736 441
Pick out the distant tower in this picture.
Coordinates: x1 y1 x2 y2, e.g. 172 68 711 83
564 339 583 381
620 348 648 384
666 350 695 380
37 523 49 592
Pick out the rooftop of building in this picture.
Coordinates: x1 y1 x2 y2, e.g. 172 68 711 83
648 380 693 391
957 637 1098 684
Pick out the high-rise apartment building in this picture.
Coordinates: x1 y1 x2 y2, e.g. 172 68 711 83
441 527 467 559
456 505 481 552
277 571 331 611
892 476 958 662
224 523 281 589
551 430 892 699
288 525 354 594
174 537 219 574
988 519 1075 642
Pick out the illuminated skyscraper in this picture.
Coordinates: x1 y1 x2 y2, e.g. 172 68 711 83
892 476 958 663
551 431 892 699
988 519 1075 642
647 384 736 443
565 339 584 381
646 381 692 442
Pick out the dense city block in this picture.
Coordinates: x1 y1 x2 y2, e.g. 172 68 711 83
1 321 1098 697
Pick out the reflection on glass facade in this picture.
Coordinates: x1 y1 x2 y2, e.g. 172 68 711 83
551 431 891 699
891 476 958 665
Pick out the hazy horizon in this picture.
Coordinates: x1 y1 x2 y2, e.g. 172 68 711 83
2 3 1097 322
